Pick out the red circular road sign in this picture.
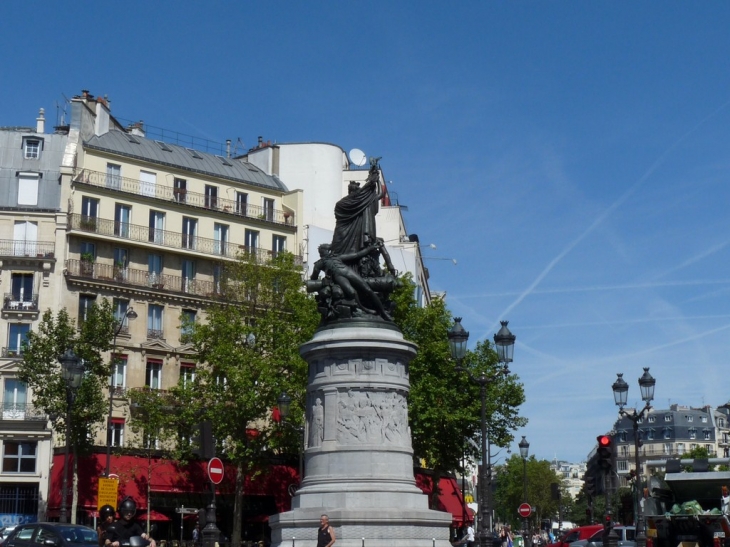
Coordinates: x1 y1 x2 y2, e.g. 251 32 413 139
518 503 532 518
208 457 224 484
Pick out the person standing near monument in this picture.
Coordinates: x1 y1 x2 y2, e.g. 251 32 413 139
317 515 336 547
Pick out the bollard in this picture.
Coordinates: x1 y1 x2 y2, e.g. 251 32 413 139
362 538 365 547
433 538 436 547
292 537 295 547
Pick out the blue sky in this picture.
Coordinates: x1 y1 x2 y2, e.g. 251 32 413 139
3 2 730 464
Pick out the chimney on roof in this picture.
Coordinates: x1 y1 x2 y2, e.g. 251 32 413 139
226 139 231 158
258 136 263 148
36 108 45 134
129 121 145 137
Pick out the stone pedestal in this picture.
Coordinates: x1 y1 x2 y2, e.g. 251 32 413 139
269 322 452 547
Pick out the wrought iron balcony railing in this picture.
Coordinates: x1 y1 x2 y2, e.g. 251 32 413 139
68 213 293 263
65 259 221 298
0 239 55 258
3 293 39 312
1 403 47 421
73 168 295 226
1 347 24 358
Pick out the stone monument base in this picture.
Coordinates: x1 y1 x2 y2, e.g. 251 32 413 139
270 507 452 547
268 321 453 547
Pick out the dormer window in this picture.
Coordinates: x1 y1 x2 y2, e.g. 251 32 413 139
23 137 43 159
687 416 693 422
648 416 656 423
665 414 672 422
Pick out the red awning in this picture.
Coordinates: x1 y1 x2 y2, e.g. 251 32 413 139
138 509 171 522
414 473 473 525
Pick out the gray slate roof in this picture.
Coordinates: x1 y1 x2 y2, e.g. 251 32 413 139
84 130 288 192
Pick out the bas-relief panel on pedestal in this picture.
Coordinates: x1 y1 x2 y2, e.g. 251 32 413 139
327 389 410 446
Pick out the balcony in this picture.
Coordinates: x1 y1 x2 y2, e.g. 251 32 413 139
68 214 299 264
73 168 295 226
65 259 221 299
3 293 39 312
1 347 24 359
1 403 47 421
0 239 55 258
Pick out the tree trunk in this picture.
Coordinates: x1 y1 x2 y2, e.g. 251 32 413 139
232 462 245 547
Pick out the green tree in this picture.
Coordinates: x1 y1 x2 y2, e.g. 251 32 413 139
392 275 526 506
683 445 715 471
18 301 117 522
493 455 564 531
186 252 319 546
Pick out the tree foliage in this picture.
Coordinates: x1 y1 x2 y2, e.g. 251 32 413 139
493 455 565 530
392 275 527 478
18 301 117 450
182 252 319 545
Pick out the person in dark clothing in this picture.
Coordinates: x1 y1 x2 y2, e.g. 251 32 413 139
316 515 335 547
97 505 116 547
105 498 156 547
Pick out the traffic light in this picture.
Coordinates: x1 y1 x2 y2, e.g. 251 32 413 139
193 420 215 459
597 435 613 472
584 473 597 499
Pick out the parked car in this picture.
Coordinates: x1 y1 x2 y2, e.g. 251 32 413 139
571 526 636 547
0 527 17 546
551 524 604 547
2 523 97 547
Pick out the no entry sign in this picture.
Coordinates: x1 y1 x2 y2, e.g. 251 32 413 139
208 457 224 484
518 503 532 518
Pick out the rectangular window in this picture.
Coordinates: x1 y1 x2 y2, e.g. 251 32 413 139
245 229 259 250
687 416 693 422
114 204 131 238
140 170 157 197
181 260 195 293
111 355 127 391
648 416 655 423
108 419 124 447
107 163 121 189
180 310 196 342
677 443 685 454
272 235 287 256
113 248 129 281
7 324 31 356
148 254 163 287
13 221 37 256
78 294 96 324
112 299 131 333
149 211 165 244
17 173 39 206
664 443 672 454
616 460 628 472
213 264 222 294
180 363 196 388
646 429 655 441
704 431 711 440
81 197 99 231
214 224 228 256
205 185 218 209
23 138 41 159
182 217 197 250
80 241 96 260
689 429 697 440
664 429 671 440
263 198 275 221
10 273 34 303
236 192 248 216
174 178 187 203
665 414 672 421
2 441 37 473
3 379 27 418
147 304 163 339
146 360 162 389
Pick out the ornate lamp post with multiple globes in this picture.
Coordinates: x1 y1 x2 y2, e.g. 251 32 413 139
611 368 656 547
448 318 516 547
59 348 84 523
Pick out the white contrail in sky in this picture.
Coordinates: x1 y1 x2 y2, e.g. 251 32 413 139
480 97 730 341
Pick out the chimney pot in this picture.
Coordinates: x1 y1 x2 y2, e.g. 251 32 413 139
36 108 46 134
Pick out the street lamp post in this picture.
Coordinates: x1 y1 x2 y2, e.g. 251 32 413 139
611 368 656 547
59 349 84 523
105 307 137 477
449 318 516 547
519 436 530 547
277 392 305 485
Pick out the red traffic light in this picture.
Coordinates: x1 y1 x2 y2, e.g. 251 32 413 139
597 435 611 447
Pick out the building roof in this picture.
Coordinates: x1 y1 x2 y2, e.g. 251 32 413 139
84 130 289 192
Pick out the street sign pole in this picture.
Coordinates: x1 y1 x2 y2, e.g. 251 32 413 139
202 458 223 547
